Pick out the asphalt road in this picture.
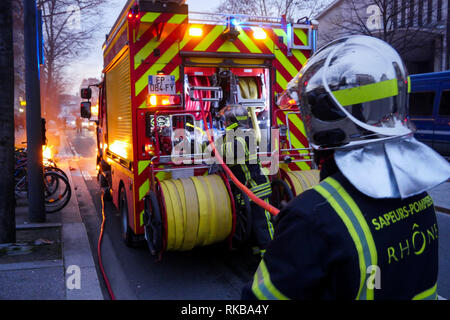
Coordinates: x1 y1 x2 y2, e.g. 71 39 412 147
59 128 258 300
58 128 450 300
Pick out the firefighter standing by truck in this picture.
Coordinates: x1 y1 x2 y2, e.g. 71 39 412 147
242 36 450 300
219 104 273 256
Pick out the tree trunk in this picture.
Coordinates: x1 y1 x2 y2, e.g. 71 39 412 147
0 0 16 243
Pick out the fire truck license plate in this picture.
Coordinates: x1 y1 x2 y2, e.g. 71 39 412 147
148 75 176 95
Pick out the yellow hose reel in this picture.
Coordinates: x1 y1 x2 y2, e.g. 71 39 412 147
159 175 233 251
284 170 320 196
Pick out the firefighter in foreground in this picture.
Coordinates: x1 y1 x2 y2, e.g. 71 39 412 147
242 35 450 300
219 104 273 256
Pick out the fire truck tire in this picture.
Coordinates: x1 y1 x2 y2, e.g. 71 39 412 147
119 187 139 247
143 191 163 256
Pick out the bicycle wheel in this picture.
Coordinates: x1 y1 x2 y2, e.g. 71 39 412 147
44 171 71 213
44 166 68 180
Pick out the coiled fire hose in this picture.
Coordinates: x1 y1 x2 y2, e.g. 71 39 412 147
160 175 233 250
285 170 320 196
98 191 116 300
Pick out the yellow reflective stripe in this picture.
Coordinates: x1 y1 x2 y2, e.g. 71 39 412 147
240 164 255 186
314 184 367 300
226 123 238 130
294 28 308 46
407 76 411 93
326 177 378 300
263 37 297 77
138 160 150 175
291 48 307 68
194 25 223 51
139 179 149 201
332 79 399 107
276 69 288 90
412 283 438 300
167 14 187 24
141 12 161 23
251 260 289 300
135 42 180 96
140 210 144 226
237 27 262 53
217 41 240 52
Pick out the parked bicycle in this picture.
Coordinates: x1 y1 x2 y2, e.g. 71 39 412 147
14 146 71 213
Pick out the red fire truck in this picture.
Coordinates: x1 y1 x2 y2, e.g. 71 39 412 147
80 0 319 257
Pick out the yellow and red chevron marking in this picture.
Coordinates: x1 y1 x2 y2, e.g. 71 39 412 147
293 27 309 47
276 112 311 171
130 13 188 109
272 28 310 94
134 160 172 232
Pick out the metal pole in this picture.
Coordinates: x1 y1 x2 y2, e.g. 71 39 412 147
24 0 45 222
0 0 16 243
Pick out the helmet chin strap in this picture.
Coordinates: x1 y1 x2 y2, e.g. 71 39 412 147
321 41 411 137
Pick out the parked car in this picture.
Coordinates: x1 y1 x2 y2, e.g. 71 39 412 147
409 71 450 157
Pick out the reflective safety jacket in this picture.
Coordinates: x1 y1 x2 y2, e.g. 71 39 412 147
221 132 271 199
242 171 439 300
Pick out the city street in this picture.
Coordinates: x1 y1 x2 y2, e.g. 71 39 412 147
57 128 258 299
57 128 450 300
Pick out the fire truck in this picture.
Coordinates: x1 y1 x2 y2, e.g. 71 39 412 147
80 0 319 257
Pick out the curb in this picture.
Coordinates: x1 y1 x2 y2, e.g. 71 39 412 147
60 161 104 300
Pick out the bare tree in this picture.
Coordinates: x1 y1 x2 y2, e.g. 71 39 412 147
321 0 443 56
215 0 331 22
37 0 110 120
215 0 274 17
0 0 15 243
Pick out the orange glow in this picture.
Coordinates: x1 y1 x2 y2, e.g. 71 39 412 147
91 103 99 117
189 27 203 37
148 95 157 106
146 94 181 107
253 28 266 40
288 99 297 105
42 145 53 163
109 140 128 159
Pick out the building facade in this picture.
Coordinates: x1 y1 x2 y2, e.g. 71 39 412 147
315 0 449 74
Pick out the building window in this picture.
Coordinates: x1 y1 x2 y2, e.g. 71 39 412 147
427 0 433 24
409 0 415 27
437 0 443 21
439 90 450 116
418 0 423 26
410 92 435 116
393 0 398 29
401 0 406 27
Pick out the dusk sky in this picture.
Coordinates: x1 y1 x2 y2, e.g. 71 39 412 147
69 0 222 95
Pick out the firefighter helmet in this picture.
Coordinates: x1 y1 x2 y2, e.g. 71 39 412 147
294 35 414 150
220 104 250 130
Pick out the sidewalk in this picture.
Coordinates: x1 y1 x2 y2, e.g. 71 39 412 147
429 180 450 213
0 160 103 300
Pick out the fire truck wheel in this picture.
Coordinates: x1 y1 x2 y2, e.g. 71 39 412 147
119 187 138 247
270 179 294 210
231 188 252 247
143 191 163 256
